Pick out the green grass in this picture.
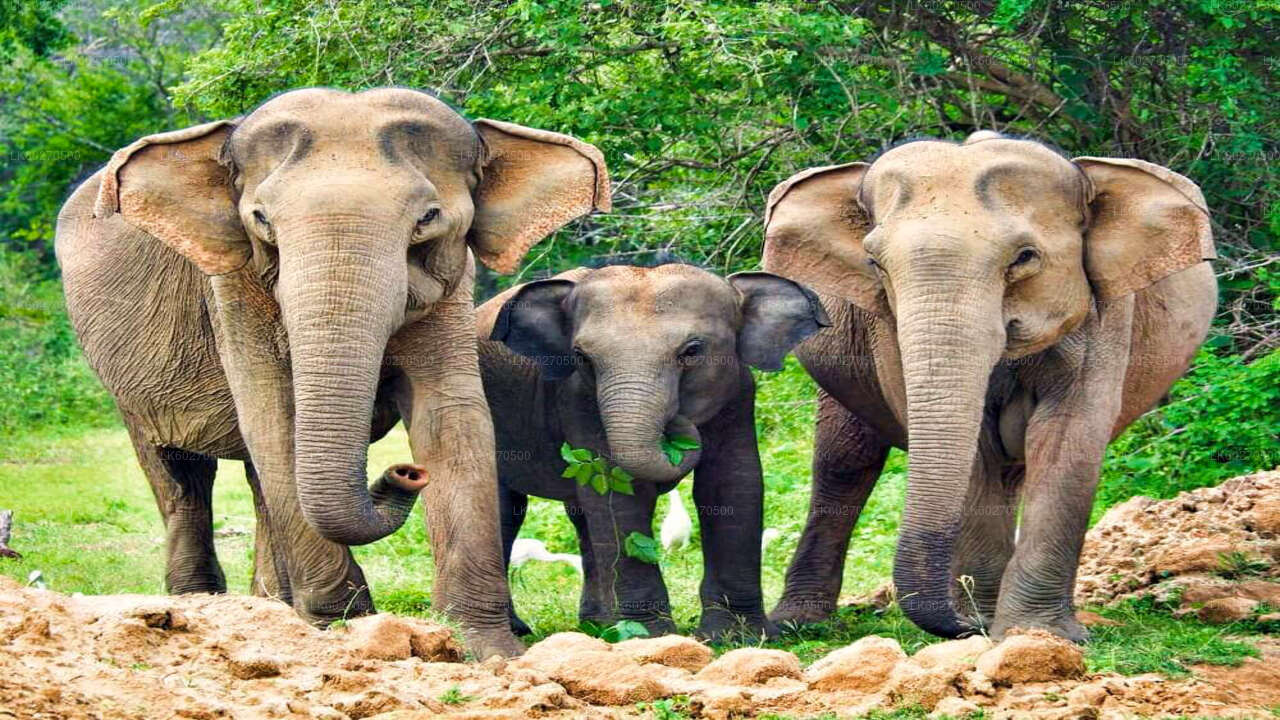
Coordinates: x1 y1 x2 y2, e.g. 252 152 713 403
0 357 1270 677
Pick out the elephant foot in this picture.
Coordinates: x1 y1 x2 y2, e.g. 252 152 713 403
384 464 430 492
299 587 376 628
989 610 1089 645
696 607 778 643
768 596 835 631
465 627 526 660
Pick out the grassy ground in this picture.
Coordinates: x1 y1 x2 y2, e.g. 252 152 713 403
0 359 1268 680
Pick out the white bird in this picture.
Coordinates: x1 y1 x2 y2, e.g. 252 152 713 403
509 538 582 574
660 491 693 550
761 527 782 553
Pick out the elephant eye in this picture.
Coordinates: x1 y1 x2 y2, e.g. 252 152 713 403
678 340 704 363
573 348 593 371
418 207 441 225
252 209 270 226
1010 248 1038 267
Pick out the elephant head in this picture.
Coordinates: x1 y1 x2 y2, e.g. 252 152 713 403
763 132 1214 637
95 88 609 546
491 265 828 482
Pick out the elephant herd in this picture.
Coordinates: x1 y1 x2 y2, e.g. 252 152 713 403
54 87 1216 660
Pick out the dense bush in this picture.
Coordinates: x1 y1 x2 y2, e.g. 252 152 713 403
1096 346 1280 514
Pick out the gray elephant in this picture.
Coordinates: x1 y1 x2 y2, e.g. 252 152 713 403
54 87 610 659
762 131 1217 641
474 264 829 639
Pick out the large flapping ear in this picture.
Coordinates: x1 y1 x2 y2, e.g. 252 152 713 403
470 120 611 274
1074 157 1216 300
728 272 832 371
95 119 248 275
761 162 887 316
489 278 577 380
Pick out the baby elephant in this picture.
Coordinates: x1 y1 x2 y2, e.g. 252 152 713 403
475 264 829 639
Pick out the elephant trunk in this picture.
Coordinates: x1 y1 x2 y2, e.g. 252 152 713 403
596 367 702 483
277 218 417 546
891 270 1005 638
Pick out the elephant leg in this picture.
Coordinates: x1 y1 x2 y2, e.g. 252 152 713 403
951 456 1022 627
207 271 373 626
389 286 522 660
567 499 611 625
245 461 293 604
771 392 888 627
575 480 674 636
690 386 774 641
498 486 532 635
991 299 1133 643
127 422 225 595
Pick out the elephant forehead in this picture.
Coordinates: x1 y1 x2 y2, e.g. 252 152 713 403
576 266 737 318
867 141 1081 220
235 89 477 165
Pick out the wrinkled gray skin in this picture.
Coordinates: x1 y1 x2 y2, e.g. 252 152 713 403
474 265 829 640
54 87 609 659
762 132 1217 642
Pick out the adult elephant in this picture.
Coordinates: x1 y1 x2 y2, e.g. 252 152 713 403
763 131 1216 641
55 87 610 659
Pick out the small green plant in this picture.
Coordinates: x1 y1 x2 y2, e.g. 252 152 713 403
637 695 693 719
438 686 473 705
560 443 634 495
624 531 662 565
659 434 700 466
1217 551 1270 579
579 619 651 642
326 619 348 631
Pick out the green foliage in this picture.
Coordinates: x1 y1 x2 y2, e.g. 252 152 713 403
0 250 114 436
637 695 694 720
659 434 700 466
623 531 661 565
578 618 650 642
1216 551 1271 580
437 686 474 705
1096 347 1280 516
560 442 635 495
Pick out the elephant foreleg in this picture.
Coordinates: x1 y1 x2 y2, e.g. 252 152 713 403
951 455 1022 627
991 299 1133 642
566 498 611 625
208 271 373 624
771 392 888 627
691 384 774 641
127 419 225 595
389 287 522 660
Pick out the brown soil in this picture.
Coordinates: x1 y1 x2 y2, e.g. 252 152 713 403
2 470 1278 719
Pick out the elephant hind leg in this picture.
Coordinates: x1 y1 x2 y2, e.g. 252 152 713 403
771 392 889 628
127 420 225 595
246 462 293 604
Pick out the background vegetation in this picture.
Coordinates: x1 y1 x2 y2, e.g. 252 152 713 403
0 0 1277 676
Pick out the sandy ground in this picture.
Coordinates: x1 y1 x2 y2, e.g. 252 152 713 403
1 470 1277 719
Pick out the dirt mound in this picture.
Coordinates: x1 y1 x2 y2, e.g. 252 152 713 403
1076 469 1280 621
3 575 1280 719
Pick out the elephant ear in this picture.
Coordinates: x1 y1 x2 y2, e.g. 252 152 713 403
95 119 249 275
728 272 832 371
762 162 887 317
490 278 577 380
1074 157 1216 300
470 120 611 274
